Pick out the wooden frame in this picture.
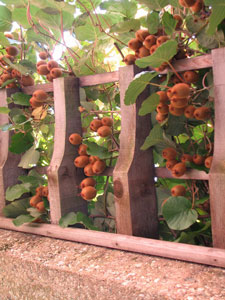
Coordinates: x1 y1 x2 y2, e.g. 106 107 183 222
0 49 225 268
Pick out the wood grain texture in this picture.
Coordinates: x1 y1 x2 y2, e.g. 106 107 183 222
47 77 87 224
0 89 27 216
209 48 225 249
79 71 119 87
155 168 209 180
22 83 53 95
0 218 224 268
113 65 158 238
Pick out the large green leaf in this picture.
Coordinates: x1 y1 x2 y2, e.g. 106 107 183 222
162 196 198 230
165 115 186 136
59 211 98 230
2 198 30 218
0 107 10 114
205 0 225 35
100 0 137 18
0 6 12 32
13 214 36 227
18 145 40 169
12 8 30 29
9 132 34 154
135 40 178 68
12 92 31 106
146 11 159 34
141 123 164 150
85 141 112 159
124 71 158 105
162 12 177 36
6 183 31 202
0 33 10 46
110 19 140 34
74 23 101 41
138 93 160 116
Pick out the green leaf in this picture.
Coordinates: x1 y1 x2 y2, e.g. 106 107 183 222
162 196 198 230
162 12 177 36
146 11 159 34
205 0 225 35
110 19 140 34
85 141 112 159
0 107 10 114
12 92 31 106
165 115 186 136
27 207 42 218
13 214 36 227
0 123 13 131
18 174 45 187
2 57 31 76
18 146 40 169
74 23 101 41
137 0 169 10
9 132 34 154
59 211 98 230
40 124 49 134
19 60 37 74
12 7 30 29
136 40 178 68
141 123 164 150
2 198 30 218
124 71 158 105
175 221 211 244
0 32 10 46
0 6 12 32
6 183 31 202
100 0 137 18
138 93 160 116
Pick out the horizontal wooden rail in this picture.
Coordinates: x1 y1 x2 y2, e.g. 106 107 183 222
0 218 224 268
22 83 53 94
155 168 209 180
79 71 119 87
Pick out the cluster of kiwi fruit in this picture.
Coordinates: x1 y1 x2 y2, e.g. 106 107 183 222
36 51 62 82
89 116 113 137
179 0 204 13
162 146 213 178
0 45 34 88
29 185 48 213
155 72 211 123
69 132 107 201
29 89 49 109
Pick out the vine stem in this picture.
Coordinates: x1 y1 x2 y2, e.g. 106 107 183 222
167 61 185 83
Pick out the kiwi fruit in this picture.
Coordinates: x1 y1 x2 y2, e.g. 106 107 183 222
78 144 88 156
204 156 213 169
169 105 186 116
84 164 95 177
184 105 196 118
128 38 142 51
156 91 169 104
170 97 188 108
30 195 42 207
33 90 48 101
156 112 167 123
50 68 62 78
124 54 136 65
79 178 96 189
42 186 48 197
36 201 46 212
90 119 102 132
194 107 211 120
69 133 82 145
101 117 113 127
171 185 186 196
37 64 49 75
162 148 177 160
156 36 169 47
81 186 97 201
171 83 190 98
166 160 178 171
183 71 199 84
74 155 89 168
97 125 112 137
156 104 169 115
39 52 48 60
172 162 186 177
192 154 205 165
92 160 106 175
181 154 193 163
6 46 19 56
21 75 34 86
173 15 183 29
135 29 150 42
47 60 59 71
143 35 156 50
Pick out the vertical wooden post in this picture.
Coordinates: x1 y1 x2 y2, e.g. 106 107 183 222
48 77 88 224
0 89 27 215
209 48 225 248
113 65 158 238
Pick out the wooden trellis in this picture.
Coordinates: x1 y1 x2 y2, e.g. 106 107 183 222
0 48 225 268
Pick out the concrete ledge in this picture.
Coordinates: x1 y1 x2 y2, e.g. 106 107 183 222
0 229 224 300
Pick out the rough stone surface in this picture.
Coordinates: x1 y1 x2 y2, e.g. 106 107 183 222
0 229 224 300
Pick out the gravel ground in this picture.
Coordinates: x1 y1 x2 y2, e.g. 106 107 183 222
0 229 224 300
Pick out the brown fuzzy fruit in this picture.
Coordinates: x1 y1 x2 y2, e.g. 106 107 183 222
166 160 178 171
6 46 19 56
143 35 156 50
150 44 158 55
6 82 17 89
47 60 59 71
36 201 46 213
46 73 53 82
193 154 205 165
170 97 188 108
124 54 136 65
172 162 186 177
156 104 169 115
69 133 82 145
21 75 34 86
36 186 43 197
138 46 150 58
30 195 42 207
190 0 203 13
101 117 113 127
1 74 12 82
167 88 173 100
171 185 186 196
156 36 169 47
11 69 20 78
79 178 96 189
84 164 95 177
92 160 106 175
155 112 167 123
39 52 48 60
169 105 186 116
181 154 193 163
183 71 199 84
89 155 100 164
74 155 89 168
162 148 177 160
81 186 97 201
156 91 169 104
97 125 112 137
184 105 196 118
36 60 46 68
42 186 48 197
194 107 211 120
37 64 49 75
78 144 88 156
174 15 183 29
29 97 43 108
171 83 190 98
204 156 213 169
50 68 62 78
90 119 102 132
128 38 142 51
179 0 196 7
33 90 48 101
135 29 150 42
